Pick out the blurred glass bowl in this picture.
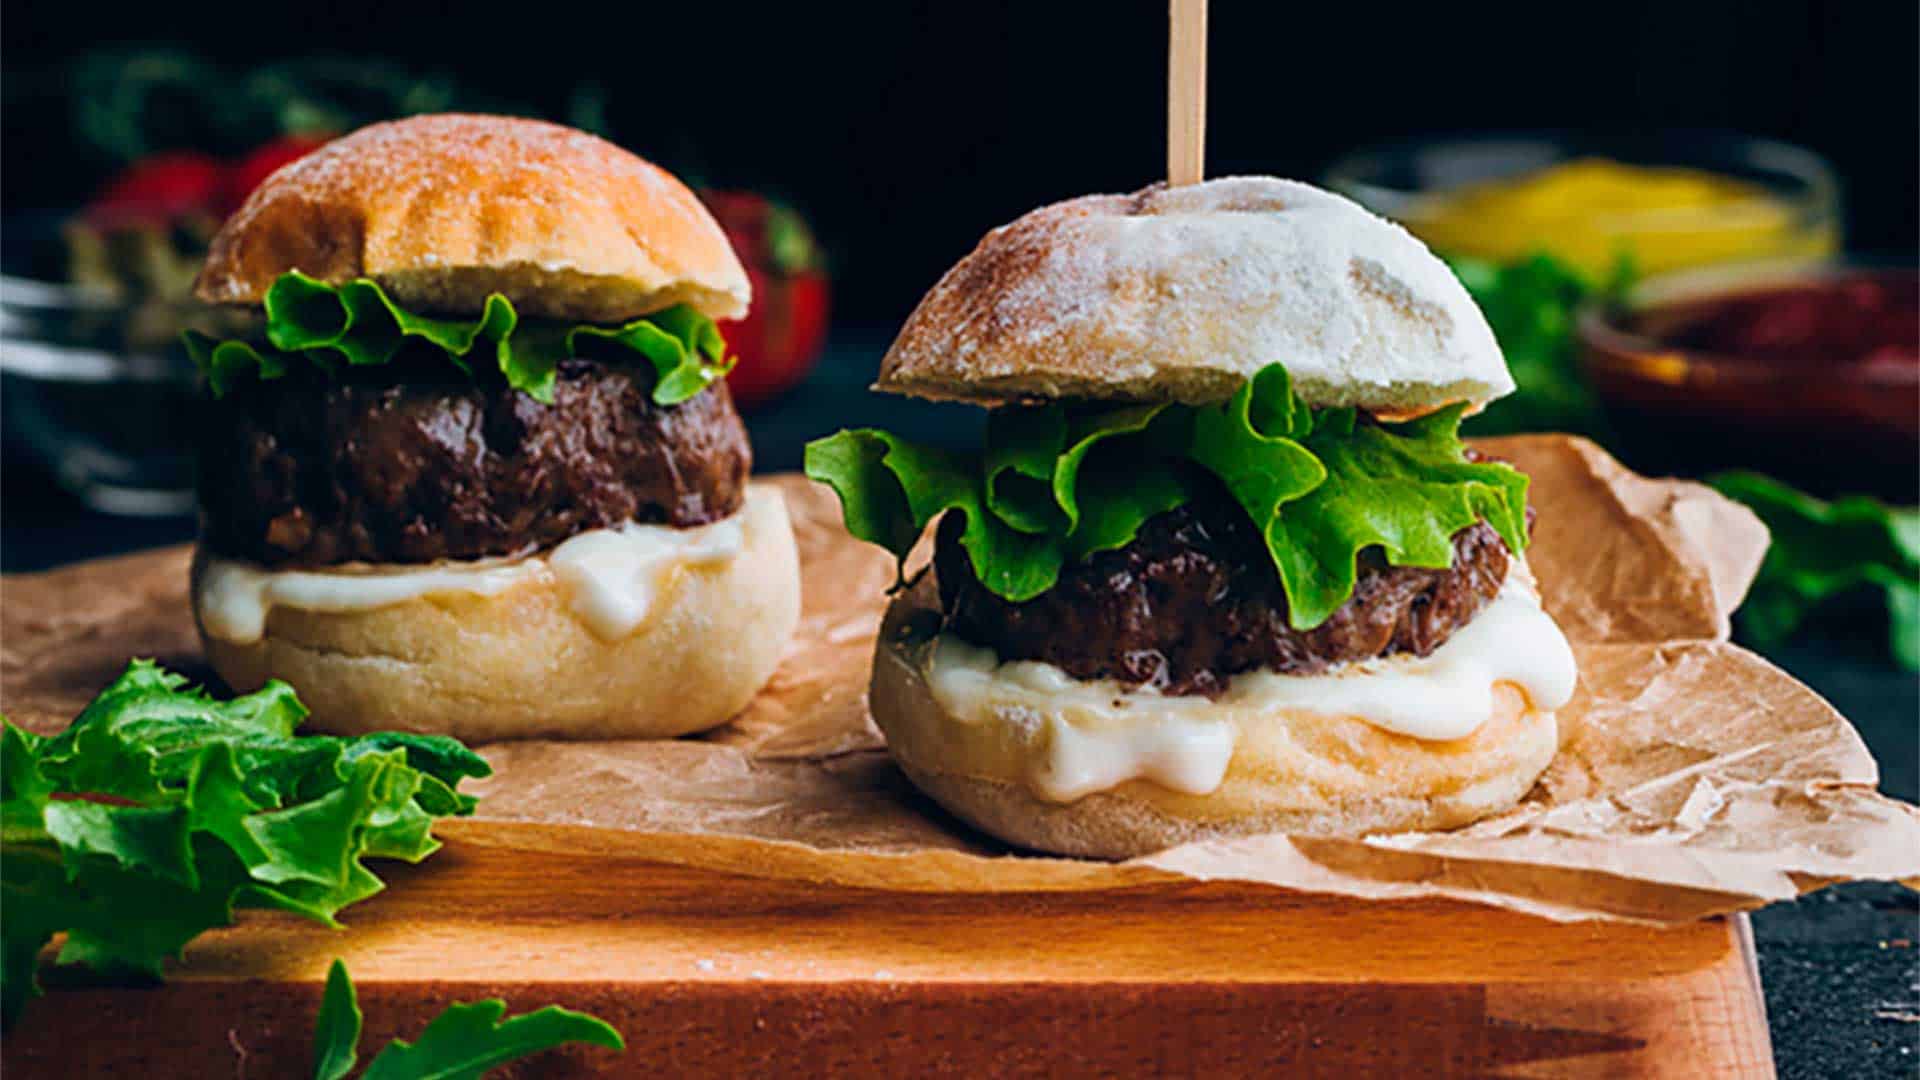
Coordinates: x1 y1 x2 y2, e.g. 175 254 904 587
1 276 213 515
1576 260 1918 499
1325 133 1840 279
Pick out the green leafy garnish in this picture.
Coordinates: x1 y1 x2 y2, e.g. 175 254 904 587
311 958 624 1080
804 429 1066 600
1243 404 1529 629
1448 252 1632 437
1709 472 1920 670
183 271 732 406
1052 404 1191 562
313 960 365 1080
804 362 1530 627
0 661 489 1030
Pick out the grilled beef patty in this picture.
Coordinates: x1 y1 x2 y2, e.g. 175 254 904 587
197 357 751 567
935 484 1515 697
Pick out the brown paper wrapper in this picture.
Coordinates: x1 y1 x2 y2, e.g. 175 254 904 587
5 435 1915 922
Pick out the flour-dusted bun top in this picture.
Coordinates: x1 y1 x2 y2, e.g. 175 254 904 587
195 114 750 323
876 176 1513 413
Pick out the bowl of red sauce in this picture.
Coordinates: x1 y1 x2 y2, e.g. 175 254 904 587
1579 262 1918 499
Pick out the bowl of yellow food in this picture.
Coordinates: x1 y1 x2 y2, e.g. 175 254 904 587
1324 133 1839 280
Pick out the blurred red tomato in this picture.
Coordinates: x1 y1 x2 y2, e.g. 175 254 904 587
223 135 331 211
723 269 831 407
87 153 225 224
699 189 830 408
86 134 334 227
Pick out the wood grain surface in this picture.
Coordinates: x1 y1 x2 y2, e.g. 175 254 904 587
3 844 1774 1078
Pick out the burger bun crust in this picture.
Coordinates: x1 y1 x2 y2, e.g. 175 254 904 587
195 114 751 323
876 176 1512 416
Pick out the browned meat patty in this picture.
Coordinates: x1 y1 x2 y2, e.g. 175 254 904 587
197 357 750 567
934 483 1515 697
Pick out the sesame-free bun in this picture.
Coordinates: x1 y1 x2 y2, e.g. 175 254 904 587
869 582 1557 859
876 176 1512 416
195 114 750 323
195 488 799 742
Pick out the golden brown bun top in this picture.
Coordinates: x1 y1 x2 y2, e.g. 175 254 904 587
875 176 1514 413
195 114 751 322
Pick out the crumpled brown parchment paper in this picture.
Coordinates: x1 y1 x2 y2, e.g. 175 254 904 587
5 435 1916 922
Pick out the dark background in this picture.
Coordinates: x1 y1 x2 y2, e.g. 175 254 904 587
6 0 1918 327
4 6 1918 1075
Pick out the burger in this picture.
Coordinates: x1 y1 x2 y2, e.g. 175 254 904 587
807 177 1578 858
184 114 800 741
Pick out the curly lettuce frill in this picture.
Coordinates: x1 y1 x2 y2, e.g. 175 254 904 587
183 271 731 406
804 363 1530 630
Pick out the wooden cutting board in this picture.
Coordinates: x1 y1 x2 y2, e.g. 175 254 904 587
3 844 1773 1078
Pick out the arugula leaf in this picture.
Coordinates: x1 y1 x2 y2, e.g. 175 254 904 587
361 1001 624 1079
183 271 732 406
0 661 489 1030
805 362 1530 626
310 960 622 1080
1709 472 1920 670
313 960 364 1080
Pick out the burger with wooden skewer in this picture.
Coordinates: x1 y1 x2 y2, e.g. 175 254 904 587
805 174 1579 856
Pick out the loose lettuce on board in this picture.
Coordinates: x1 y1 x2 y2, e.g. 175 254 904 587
0 661 489 1029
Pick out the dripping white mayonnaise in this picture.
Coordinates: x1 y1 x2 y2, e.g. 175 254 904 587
196 502 750 645
545 514 744 639
925 576 1578 803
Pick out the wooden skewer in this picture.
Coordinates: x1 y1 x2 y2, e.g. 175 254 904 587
1167 0 1208 186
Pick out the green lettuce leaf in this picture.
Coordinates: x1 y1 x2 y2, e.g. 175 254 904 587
183 271 731 406
803 397 1206 603
1053 404 1192 561
1291 405 1530 626
805 429 1064 600
977 402 1195 558
804 362 1531 624
1709 472 1920 670
0 661 489 1030
984 406 1069 535
1190 369 1529 628
1186 364 1326 562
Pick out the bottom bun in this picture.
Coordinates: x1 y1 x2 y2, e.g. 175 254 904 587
870 584 1558 859
197 486 800 741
